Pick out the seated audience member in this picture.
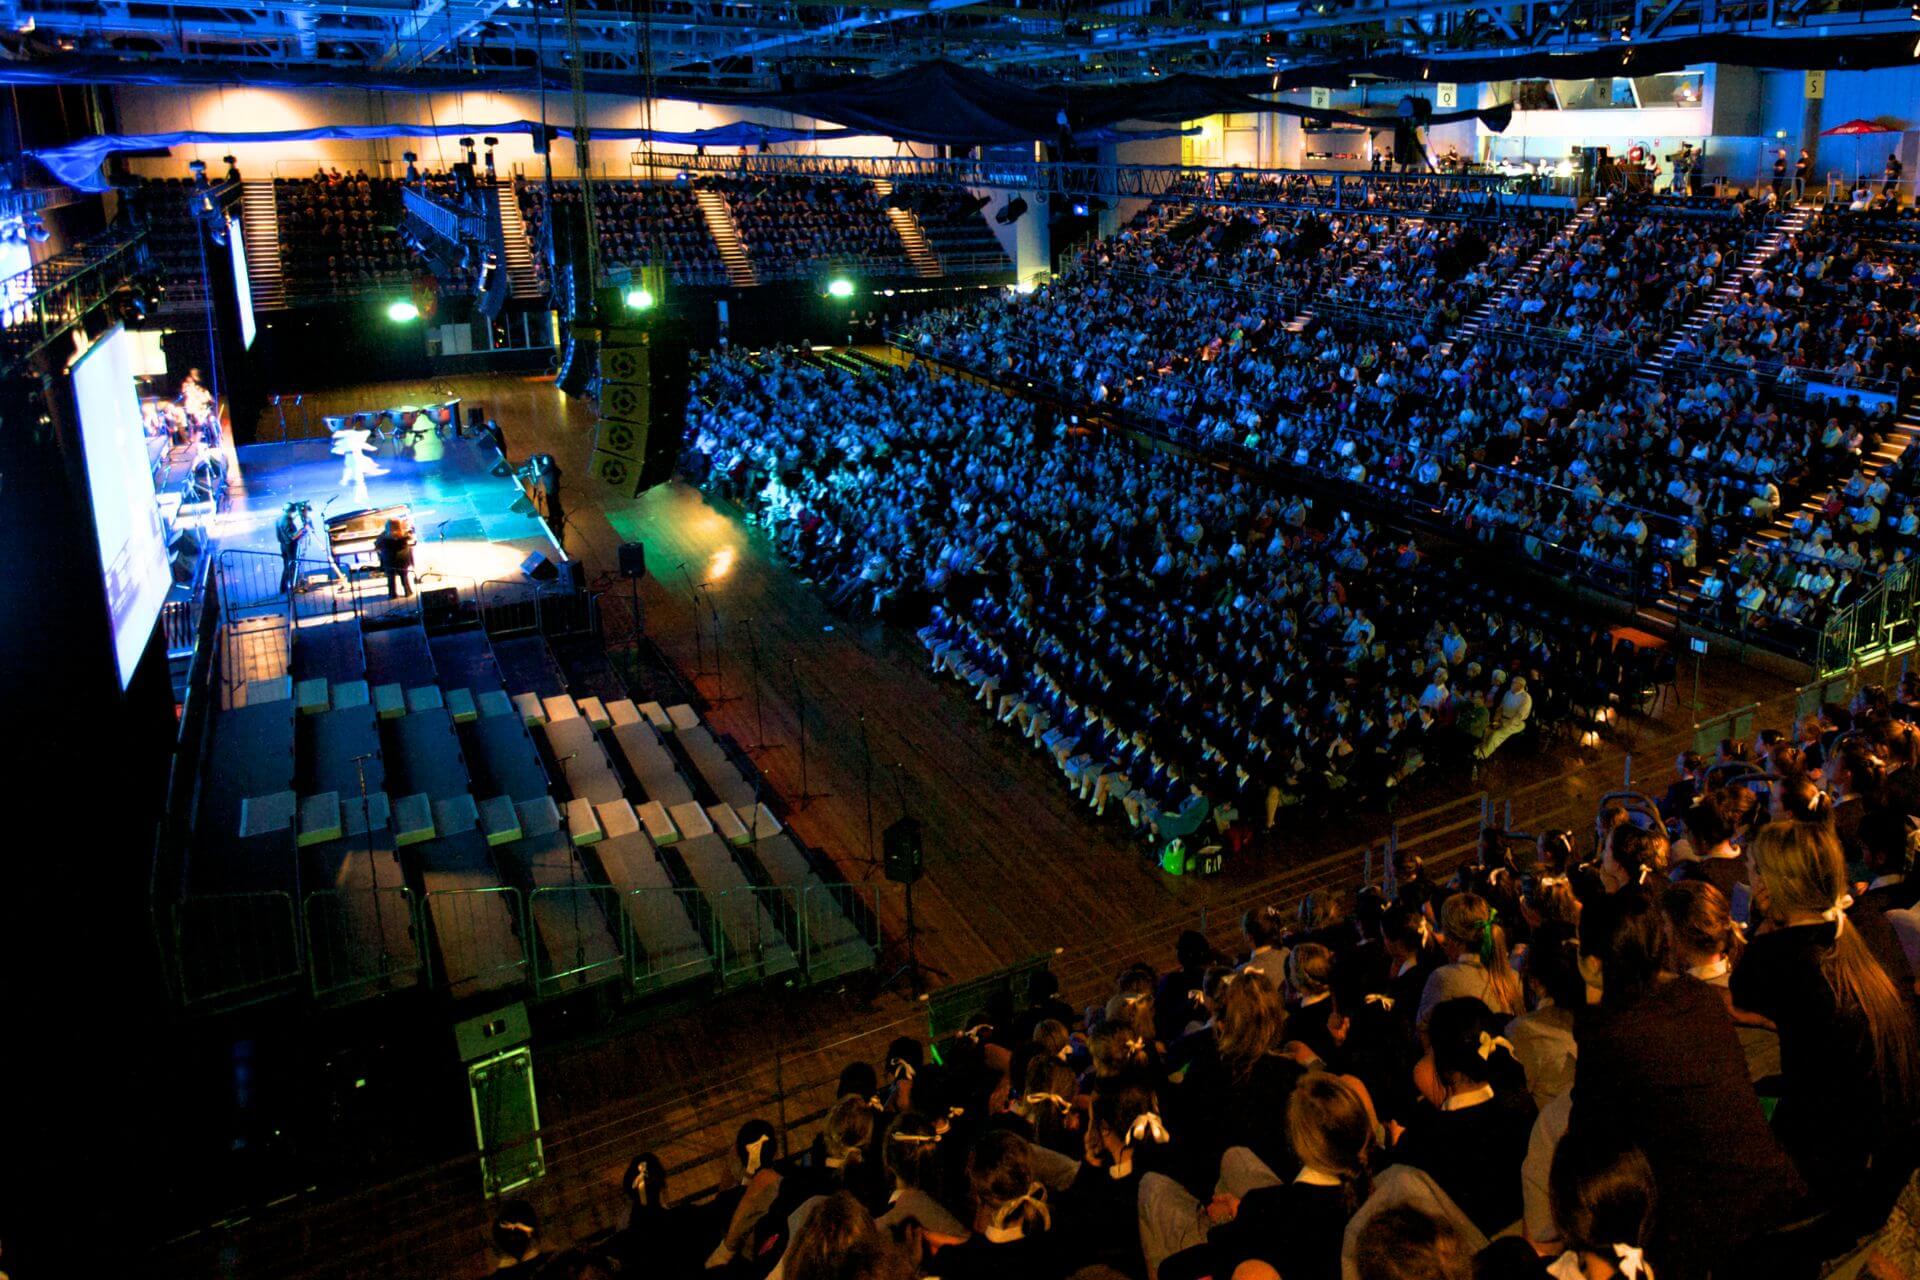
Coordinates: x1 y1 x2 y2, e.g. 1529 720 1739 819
1353 1205 1477 1280
1389 997 1538 1235
1152 1071 1378 1280
1569 888 1803 1275
1417 892 1524 1030
492 1200 549 1277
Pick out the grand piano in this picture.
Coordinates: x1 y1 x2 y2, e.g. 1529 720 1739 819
326 504 411 567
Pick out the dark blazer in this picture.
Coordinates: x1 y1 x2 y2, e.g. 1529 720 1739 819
1571 976 1804 1277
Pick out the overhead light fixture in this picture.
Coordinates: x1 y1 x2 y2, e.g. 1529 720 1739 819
995 196 1029 225
625 287 655 310
387 300 421 322
826 278 855 299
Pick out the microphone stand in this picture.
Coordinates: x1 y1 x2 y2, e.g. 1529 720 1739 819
742 617 774 752
876 758 946 998
788 658 825 809
700 582 737 706
857 712 876 871
351 751 394 991
678 563 707 679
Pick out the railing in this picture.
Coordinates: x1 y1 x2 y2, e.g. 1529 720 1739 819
1817 561 1920 676
669 152 1580 212
167 881 893 1011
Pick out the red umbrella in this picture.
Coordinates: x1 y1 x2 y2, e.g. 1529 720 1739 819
1818 119 1898 188
1820 119 1895 136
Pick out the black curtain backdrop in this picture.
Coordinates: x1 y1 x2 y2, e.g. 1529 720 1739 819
11 29 1918 143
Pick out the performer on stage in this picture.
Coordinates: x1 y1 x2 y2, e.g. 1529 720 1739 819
375 517 416 599
180 367 218 445
276 501 311 593
332 420 388 486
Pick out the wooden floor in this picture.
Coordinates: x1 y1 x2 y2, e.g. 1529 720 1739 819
164 369 1810 1279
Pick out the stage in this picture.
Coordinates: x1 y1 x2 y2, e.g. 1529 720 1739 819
206 428 568 607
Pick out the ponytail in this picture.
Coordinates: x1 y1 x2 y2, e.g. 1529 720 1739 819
1441 892 1522 1015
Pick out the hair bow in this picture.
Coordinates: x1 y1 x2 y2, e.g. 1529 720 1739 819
962 1023 995 1044
1613 1243 1652 1280
889 1129 942 1146
1476 1031 1515 1061
1129 1112 1171 1145
889 1058 916 1082
1820 893 1856 933
864 1094 888 1112
742 1133 771 1176
631 1165 648 1194
1057 1042 1076 1061
1364 992 1395 1011
1024 1092 1072 1115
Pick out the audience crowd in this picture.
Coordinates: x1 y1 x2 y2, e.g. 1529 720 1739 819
274 170 415 296
686 351 1646 846
722 177 908 279
518 180 731 285
489 684 1920 1280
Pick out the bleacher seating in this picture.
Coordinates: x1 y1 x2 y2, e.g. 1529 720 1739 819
273 171 414 299
516 179 729 286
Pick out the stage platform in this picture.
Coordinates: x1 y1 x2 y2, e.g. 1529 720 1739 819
209 431 568 613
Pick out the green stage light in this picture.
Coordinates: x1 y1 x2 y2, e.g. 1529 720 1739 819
826 278 855 299
625 287 655 311
387 300 421 322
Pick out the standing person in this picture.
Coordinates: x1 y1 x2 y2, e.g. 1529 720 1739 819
1773 149 1790 202
1734 821 1920 1223
275 501 309 594
375 517 415 599
1795 148 1814 198
1886 150 1906 198
332 419 387 486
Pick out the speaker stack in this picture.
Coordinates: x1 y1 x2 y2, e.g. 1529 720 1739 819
587 324 689 498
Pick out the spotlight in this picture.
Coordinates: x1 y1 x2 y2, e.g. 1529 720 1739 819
826 278 855 299
625 287 655 310
25 216 48 243
387 299 421 322
994 196 1029 225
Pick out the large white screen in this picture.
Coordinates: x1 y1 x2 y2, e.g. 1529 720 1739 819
229 215 257 349
73 325 170 689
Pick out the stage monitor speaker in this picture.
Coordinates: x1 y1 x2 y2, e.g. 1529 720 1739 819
556 329 598 397
520 551 558 582
421 586 459 625
468 1046 545 1198
454 1001 531 1062
883 817 924 884
619 542 647 580
169 528 204 586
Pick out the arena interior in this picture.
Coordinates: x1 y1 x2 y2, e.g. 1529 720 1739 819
7 6 1920 1278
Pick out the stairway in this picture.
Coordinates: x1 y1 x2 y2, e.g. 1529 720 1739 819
693 187 757 287
1442 197 1606 354
1643 392 1920 630
874 180 942 279
495 177 543 300
239 181 286 311
1633 203 1812 391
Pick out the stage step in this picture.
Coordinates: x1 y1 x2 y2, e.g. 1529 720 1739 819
240 180 288 311
875 180 944 279
496 176 544 300
694 187 758 287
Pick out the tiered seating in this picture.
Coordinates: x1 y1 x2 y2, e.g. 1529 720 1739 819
292 617 419 999
717 176 907 280
516 179 728 286
691 350 1635 847
273 171 413 299
1489 192 1777 356
134 176 215 303
911 188 1012 273
1708 206 1920 387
